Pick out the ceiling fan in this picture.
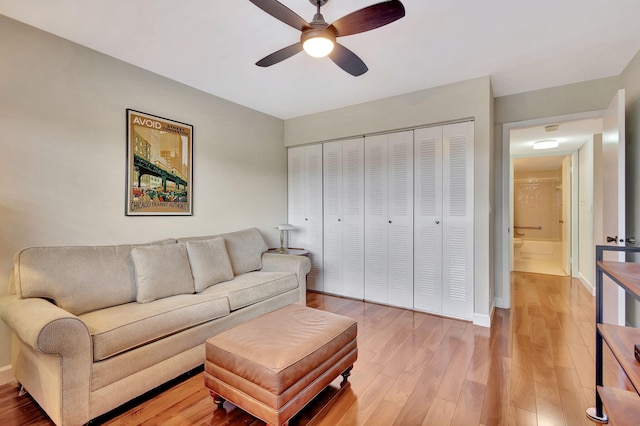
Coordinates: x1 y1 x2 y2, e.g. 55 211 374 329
249 0 405 76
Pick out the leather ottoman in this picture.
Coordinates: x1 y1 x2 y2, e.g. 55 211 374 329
204 304 357 426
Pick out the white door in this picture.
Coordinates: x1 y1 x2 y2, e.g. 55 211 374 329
414 126 443 313
323 141 343 295
364 135 389 304
561 156 571 275
342 138 365 299
387 131 414 308
304 145 324 292
323 138 364 298
288 144 323 292
601 89 626 326
288 147 306 249
442 121 474 320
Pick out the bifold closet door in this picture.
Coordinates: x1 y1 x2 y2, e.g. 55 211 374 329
364 135 388 303
364 131 413 308
342 139 365 298
441 121 474 319
288 144 323 291
323 139 364 299
414 126 444 314
413 121 474 320
323 141 343 296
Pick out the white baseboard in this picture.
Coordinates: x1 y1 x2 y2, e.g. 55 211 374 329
494 296 510 309
473 310 492 328
578 272 595 296
0 364 14 385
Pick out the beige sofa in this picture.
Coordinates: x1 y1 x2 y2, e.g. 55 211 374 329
0 228 310 426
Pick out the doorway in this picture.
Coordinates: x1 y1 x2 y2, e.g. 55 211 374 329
501 115 604 308
511 155 571 276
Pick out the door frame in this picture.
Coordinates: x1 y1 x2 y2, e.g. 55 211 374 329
499 110 604 309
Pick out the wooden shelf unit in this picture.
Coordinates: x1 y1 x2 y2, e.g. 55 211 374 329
597 386 640 426
589 245 640 424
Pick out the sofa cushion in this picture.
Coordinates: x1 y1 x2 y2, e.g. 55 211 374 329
79 294 230 361
131 243 195 303
13 239 176 316
185 238 234 292
178 228 268 276
200 271 298 311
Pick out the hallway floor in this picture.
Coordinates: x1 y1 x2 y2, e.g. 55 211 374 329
514 258 568 276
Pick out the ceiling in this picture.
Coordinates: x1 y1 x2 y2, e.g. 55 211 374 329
1 1 640 120
510 117 603 159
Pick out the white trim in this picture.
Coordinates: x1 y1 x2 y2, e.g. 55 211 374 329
473 310 493 328
495 296 508 309
0 364 14 385
578 272 596 296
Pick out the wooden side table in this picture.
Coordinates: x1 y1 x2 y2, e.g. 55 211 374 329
267 248 309 257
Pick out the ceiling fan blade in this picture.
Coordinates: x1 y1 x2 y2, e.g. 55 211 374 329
256 43 303 67
329 43 368 76
249 0 311 32
329 0 405 37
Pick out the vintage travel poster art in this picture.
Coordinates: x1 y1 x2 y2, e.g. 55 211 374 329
126 109 193 216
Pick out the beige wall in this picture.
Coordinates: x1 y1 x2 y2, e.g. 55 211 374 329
285 77 495 324
0 16 287 372
495 77 621 125
621 48 640 325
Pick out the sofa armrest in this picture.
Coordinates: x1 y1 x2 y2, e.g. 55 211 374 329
261 253 311 305
0 295 92 425
0 295 91 355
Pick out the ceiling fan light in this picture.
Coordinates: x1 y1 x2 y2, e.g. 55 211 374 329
303 36 334 58
533 139 559 150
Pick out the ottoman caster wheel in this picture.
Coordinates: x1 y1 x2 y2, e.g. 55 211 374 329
211 391 225 409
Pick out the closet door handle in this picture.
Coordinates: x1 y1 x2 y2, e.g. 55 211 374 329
435 220 440 224
388 220 392 224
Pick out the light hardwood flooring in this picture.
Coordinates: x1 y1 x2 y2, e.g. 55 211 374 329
0 272 606 425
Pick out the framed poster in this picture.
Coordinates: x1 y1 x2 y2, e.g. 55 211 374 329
126 109 193 216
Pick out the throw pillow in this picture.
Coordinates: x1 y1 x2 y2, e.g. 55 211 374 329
131 243 195 303
185 237 234 292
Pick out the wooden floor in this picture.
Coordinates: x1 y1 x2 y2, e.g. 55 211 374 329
0 272 606 425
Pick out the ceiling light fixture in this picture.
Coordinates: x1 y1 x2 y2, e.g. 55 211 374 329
300 1 336 58
301 27 335 58
533 139 559 150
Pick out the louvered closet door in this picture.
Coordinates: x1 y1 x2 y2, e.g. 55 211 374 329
341 138 365 299
442 121 474 319
386 131 414 308
288 144 323 292
414 126 443 314
364 135 388 304
288 146 307 250
304 144 324 292
323 141 343 296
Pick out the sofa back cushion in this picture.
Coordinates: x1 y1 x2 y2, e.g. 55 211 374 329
178 228 268 276
185 238 234 292
131 243 195 303
13 239 175 315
